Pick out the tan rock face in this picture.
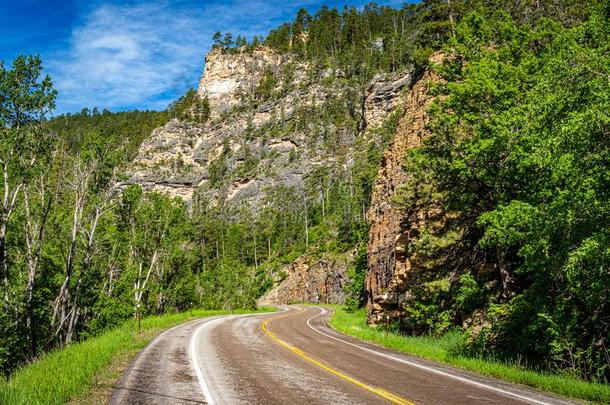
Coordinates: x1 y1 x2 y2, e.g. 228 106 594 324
365 61 443 325
119 47 417 307
364 72 412 129
258 253 350 305
198 47 283 118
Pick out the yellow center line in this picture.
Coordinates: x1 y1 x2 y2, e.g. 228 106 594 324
261 314 415 405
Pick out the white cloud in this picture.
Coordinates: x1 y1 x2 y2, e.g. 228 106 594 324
51 1 211 113
48 0 405 114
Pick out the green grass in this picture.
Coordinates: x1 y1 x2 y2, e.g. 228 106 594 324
329 307 610 404
0 307 274 405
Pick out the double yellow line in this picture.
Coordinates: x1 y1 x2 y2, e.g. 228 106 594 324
261 313 415 405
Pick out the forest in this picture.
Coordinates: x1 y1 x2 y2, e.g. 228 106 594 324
1 0 609 386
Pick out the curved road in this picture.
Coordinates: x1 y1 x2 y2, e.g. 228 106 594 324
111 306 578 405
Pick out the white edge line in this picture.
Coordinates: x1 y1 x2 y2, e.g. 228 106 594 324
190 317 224 405
190 308 288 405
306 306 555 405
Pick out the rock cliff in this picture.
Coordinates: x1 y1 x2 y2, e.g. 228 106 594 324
197 47 282 119
122 47 412 208
365 58 443 325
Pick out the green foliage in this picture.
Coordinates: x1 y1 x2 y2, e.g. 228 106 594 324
253 68 277 103
343 241 367 311
0 56 230 379
454 273 486 317
212 31 263 53
47 108 168 185
0 55 56 128
168 88 210 123
403 279 452 335
207 148 228 188
262 2 462 77
395 0 610 381
0 55 56 181
199 259 260 310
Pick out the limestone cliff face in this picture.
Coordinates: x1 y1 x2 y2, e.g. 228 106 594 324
365 60 443 325
364 72 413 129
124 47 307 202
123 46 412 208
197 47 282 119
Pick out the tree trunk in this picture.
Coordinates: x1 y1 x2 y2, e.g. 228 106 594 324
321 190 325 220
447 0 456 38
304 198 309 247
63 204 105 345
23 181 52 357
135 250 158 308
0 162 22 310
0 225 9 310
52 160 92 343
267 236 271 260
497 248 514 298
253 231 258 269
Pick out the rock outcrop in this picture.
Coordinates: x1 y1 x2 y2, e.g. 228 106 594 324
197 47 282 118
258 253 350 305
364 72 413 129
365 58 443 325
122 46 413 207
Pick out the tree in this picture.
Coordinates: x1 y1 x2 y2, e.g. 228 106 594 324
292 8 310 55
222 32 234 49
212 31 222 48
395 2 610 380
22 160 54 357
0 55 56 309
169 88 210 124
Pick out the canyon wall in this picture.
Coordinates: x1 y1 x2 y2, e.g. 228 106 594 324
122 47 412 208
365 58 443 324
122 46 415 305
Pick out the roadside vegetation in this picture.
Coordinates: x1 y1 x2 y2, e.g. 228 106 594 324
388 0 610 386
0 58 267 380
0 308 272 405
249 1 610 387
330 307 610 404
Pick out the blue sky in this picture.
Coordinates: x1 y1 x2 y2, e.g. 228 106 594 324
1 0 409 115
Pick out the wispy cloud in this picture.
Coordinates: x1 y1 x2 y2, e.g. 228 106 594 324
47 0 406 114
51 1 211 113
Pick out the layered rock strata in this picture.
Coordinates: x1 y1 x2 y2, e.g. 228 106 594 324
365 61 443 325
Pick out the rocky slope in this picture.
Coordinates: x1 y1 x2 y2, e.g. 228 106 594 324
122 47 412 207
258 252 351 305
365 56 443 325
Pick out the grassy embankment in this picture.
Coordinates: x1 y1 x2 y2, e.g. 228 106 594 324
0 307 273 405
330 307 610 404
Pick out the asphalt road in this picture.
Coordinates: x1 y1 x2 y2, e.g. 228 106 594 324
111 306 579 405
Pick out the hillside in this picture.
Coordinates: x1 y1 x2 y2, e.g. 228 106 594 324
122 46 411 206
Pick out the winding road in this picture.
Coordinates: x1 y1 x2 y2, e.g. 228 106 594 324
110 306 578 405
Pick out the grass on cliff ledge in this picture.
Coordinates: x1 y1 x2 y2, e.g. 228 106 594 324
330 306 610 404
0 307 274 405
